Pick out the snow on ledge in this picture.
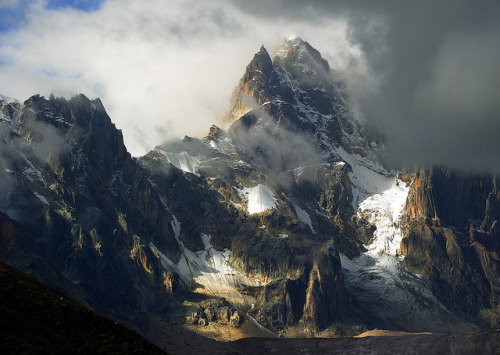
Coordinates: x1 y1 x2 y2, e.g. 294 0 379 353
293 204 315 233
157 149 199 174
34 192 49 205
150 232 264 307
241 184 277 214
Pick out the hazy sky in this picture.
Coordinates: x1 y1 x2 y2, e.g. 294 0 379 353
1 0 499 172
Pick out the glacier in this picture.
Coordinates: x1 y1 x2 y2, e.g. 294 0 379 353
338 147 476 332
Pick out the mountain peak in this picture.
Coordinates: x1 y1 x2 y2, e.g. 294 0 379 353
275 36 330 73
0 94 20 105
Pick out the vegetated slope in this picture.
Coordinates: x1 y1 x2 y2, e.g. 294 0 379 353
0 260 165 354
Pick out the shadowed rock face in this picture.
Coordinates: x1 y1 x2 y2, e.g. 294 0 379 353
302 241 345 330
0 211 33 251
1 94 184 315
400 167 500 325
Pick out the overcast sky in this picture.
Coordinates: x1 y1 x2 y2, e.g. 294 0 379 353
1 0 499 172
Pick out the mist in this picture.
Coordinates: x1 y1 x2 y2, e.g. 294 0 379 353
0 1 499 172
0 0 351 156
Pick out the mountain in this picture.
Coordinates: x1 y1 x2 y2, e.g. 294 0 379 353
1 36 499 347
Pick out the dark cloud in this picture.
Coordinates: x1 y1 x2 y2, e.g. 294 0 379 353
342 1 500 172
1 0 499 172
232 1 500 172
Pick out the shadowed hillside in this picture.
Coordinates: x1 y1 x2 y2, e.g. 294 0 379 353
0 261 165 354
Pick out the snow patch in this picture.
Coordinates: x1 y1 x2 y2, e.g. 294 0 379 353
157 149 199 174
293 204 315 233
151 231 264 307
359 178 409 256
34 192 49 205
335 145 408 256
209 140 223 153
241 184 277 214
22 161 47 187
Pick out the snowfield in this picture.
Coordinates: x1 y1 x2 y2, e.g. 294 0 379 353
337 147 475 332
157 149 200 174
151 215 264 307
241 184 277 215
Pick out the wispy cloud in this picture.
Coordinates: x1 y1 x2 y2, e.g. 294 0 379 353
1 0 499 172
0 0 352 156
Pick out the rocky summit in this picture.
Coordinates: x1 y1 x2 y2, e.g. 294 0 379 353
1 37 499 351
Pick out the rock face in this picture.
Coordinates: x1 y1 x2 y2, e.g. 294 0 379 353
1 36 500 344
400 167 500 326
0 211 33 251
302 242 345 330
0 94 182 316
184 299 243 328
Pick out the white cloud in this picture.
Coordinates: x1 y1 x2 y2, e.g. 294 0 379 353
0 0 354 156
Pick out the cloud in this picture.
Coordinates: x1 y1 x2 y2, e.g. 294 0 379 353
231 0 500 172
342 1 500 172
1 0 498 172
0 0 353 156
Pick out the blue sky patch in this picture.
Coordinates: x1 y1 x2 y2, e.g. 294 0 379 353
0 0 104 33
0 1 28 33
45 0 104 13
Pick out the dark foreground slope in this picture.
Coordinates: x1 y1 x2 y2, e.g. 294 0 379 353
0 260 243 355
0 260 165 354
2 259 499 355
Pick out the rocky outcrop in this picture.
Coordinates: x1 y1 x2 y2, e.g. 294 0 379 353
184 299 243 328
400 167 500 323
302 241 346 330
249 241 347 332
0 94 182 317
0 211 33 251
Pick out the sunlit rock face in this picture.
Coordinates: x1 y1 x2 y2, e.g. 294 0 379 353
1 36 500 343
400 167 500 325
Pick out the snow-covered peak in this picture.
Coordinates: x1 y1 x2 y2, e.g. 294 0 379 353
275 36 306 60
0 94 20 104
274 36 330 73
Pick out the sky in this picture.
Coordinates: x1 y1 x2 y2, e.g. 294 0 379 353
0 0 499 172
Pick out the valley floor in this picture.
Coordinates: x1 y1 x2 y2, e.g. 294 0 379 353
230 330 500 355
